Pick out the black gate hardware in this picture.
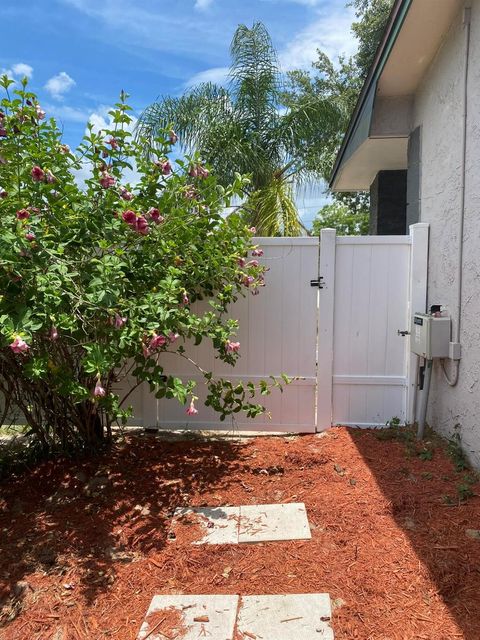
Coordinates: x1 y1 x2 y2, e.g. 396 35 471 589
397 330 410 337
310 277 324 289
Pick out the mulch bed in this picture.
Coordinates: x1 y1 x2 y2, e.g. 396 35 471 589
0 427 479 640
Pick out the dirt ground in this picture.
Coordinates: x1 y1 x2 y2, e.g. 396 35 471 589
0 426 479 640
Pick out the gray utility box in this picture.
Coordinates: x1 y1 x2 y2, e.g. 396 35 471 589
411 313 450 359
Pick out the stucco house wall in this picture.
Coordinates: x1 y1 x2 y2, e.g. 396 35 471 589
412 1 480 466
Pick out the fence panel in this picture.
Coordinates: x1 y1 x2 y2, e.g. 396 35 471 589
154 238 320 432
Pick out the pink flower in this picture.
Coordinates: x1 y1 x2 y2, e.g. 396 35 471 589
142 344 151 358
106 137 119 149
45 170 56 184
251 248 263 257
58 144 70 154
10 336 29 355
182 293 189 305
25 231 35 242
148 207 164 224
249 227 256 235
0 190 7 199
168 331 179 343
188 164 209 179
119 186 133 201
149 333 167 350
247 260 259 268
122 209 137 225
226 340 240 354
184 186 197 200
35 105 46 120
0 128 7 138
169 130 178 144
94 379 106 397
156 159 171 175
99 172 115 189
114 313 127 329
186 398 198 416
50 326 58 340
243 275 255 287
31 166 45 182
135 216 150 235
237 257 246 267
16 208 30 220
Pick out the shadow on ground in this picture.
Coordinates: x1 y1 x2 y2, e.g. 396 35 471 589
349 426 480 640
0 431 246 615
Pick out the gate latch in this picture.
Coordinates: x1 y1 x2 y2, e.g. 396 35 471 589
310 277 324 289
397 329 410 337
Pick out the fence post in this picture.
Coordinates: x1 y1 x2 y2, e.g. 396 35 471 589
317 229 336 430
406 223 429 424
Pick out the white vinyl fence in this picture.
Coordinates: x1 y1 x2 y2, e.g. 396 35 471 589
121 223 428 432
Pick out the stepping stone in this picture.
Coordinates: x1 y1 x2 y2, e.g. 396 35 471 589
172 506 240 544
238 503 311 543
236 594 334 640
137 594 238 640
170 503 311 545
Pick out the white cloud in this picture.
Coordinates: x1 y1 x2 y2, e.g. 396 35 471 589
280 6 358 70
1 62 33 80
45 71 76 99
194 0 213 9
12 63 33 78
87 107 112 133
44 103 91 123
186 66 229 87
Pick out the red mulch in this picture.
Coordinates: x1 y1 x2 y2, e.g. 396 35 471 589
141 606 187 639
1 427 480 640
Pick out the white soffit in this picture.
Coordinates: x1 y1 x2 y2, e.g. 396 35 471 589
378 0 463 97
334 137 408 191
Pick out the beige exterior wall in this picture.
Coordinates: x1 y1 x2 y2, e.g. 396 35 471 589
413 1 480 466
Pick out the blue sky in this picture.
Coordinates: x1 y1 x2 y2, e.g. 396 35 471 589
1 0 357 226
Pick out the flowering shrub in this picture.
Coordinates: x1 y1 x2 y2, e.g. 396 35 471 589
0 76 274 451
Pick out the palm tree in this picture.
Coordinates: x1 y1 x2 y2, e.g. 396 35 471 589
137 23 338 236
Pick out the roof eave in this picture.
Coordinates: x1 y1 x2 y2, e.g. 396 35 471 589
329 0 412 190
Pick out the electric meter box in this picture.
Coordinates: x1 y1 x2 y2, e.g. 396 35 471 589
411 313 450 359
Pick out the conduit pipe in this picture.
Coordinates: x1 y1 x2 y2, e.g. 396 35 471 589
417 359 433 440
442 5 471 387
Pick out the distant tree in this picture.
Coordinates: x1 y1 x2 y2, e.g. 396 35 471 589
283 0 393 227
350 0 394 77
312 201 369 236
137 23 340 237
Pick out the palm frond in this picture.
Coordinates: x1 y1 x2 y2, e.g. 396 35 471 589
136 83 232 156
229 23 281 141
246 178 305 237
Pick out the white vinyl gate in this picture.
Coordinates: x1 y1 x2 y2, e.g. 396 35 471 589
317 225 428 428
123 224 428 432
